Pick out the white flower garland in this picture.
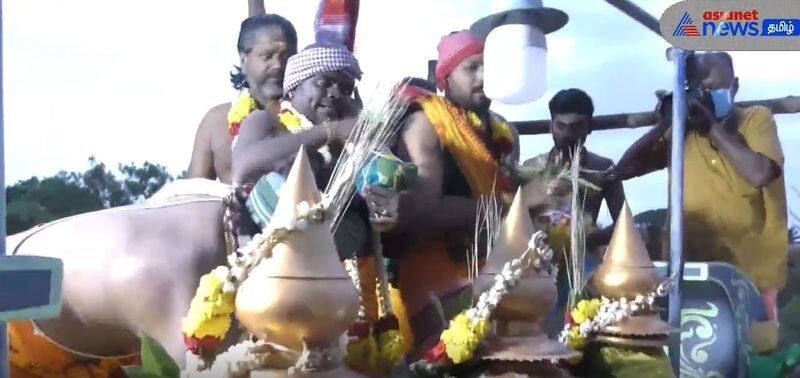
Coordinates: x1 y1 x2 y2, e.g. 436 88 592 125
466 231 556 323
222 200 327 293
558 276 676 344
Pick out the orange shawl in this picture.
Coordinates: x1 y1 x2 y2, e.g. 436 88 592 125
418 95 512 195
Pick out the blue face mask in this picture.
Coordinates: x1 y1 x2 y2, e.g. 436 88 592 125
710 87 734 119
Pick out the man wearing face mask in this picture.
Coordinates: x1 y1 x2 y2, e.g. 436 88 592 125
613 51 788 329
383 31 520 354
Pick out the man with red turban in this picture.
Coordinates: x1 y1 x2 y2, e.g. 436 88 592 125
383 31 520 354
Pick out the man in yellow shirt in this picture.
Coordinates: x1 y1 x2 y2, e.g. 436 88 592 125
613 51 788 322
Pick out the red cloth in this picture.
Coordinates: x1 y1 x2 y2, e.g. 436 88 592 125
314 0 360 52
435 31 484 90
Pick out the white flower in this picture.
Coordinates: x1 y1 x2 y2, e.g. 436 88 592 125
466 309 477 320
231 266 245 280
211 266 230 280
512 270 522 280
488 291 503 306
478 308 491 319
297 201 311 217
615 312 625 322
579 321 592 335
542 248 553 262
479 292 489 306
252 233 265 244
647 296 655 306
284 219 296 231
295 218 308 231
223 281 236 293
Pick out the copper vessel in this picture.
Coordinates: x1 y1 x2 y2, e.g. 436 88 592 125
235 148 360 351
476 187 580 365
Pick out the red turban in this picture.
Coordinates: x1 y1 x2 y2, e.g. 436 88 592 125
435 31 484 91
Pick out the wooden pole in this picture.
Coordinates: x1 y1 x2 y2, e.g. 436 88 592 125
513 95 800 135
603 0 662 36
427 60 437 86
0 0 8 375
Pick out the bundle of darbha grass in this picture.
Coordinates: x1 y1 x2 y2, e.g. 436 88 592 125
565 143 590 313
468 188 502 285
323 82 410 230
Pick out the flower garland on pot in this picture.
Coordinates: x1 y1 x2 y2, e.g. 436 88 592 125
558 276 676 350
181 200 326 367
409 231 556 375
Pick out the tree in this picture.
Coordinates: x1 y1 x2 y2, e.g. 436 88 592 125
634 208 668 230
6 157 176 234
119 161 174 202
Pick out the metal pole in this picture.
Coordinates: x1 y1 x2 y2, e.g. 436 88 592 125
602 0 662 36
0 0 8 375
667 47 687 375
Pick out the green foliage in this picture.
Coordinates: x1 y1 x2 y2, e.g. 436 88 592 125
122 333 180 378
634 208 668 230
6 156 175 234
791 226 800 244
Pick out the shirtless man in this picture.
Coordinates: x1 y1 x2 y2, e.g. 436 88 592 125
523 88 625 249
383 31 520 353
187 12 298 183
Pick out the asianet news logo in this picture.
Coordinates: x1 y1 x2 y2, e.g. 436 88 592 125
699 10 760 36
660 0 800 50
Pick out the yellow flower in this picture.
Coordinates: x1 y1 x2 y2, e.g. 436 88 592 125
227 94 259 125
345 336 378 372
181 267 236 339
571 299 602 325
441 312 485 364
489 118 514 144
278 110 303 132
377 330 404 370
466 112 483 131
181 313 232 339
566 326 586 350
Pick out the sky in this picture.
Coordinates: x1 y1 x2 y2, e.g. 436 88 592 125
2 0 799 226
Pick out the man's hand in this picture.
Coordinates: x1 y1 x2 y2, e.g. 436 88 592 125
328 116 359 142
688 98 728 138
362 184 399 233
654 90 673 133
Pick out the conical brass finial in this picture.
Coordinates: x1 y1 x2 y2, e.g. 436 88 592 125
259 146 346 279
484 187 536 274
592 202 662 299
270 145 322 224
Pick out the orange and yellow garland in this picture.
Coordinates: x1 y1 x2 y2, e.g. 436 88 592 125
227 94 260 139
466 111 514 157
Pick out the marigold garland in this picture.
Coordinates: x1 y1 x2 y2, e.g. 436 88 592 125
181 267 236 354
466 111 514 155
227 94 260 139
558 277 676 350
415 231 555 370
345 315 405 375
